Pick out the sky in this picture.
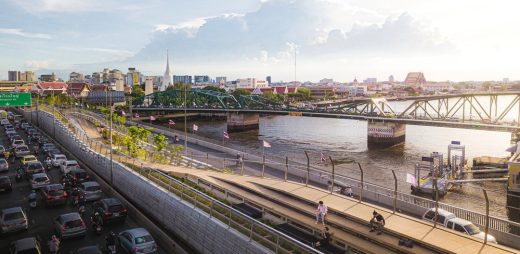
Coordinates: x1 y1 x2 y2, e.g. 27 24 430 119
1 0 520 82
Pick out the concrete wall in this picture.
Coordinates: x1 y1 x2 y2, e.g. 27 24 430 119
25 110 271 254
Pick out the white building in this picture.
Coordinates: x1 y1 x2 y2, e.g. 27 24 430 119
347 85 367 97
236 78 268 89
145 76 154 95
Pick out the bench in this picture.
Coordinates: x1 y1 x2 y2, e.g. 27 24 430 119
231 203 263 219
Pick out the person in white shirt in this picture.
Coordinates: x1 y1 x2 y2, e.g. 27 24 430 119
315 201 328 225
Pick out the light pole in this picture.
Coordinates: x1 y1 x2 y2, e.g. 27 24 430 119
52 90 56 138
109 87 114 185
184 83 188 156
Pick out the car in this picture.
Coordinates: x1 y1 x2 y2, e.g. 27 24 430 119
31 134 42 141
42 143 56 152
30 173 50 189
37 136 49 145
54 212 86 239
47 149 62 158
25 161 45 178
51 154 67 167
422 208 457 226
0 158 8 172
118 228 158 254
41 184 68 206
65 168 89 183
78 181 102 201
6 130 17 137
0 176 12 192
0 145 5 155
0 207 28 233
0 119 9 125
21 155 38 166
25 128 36 134
11 139 25 148
9 237 42 254
20 123 29 130
9 135 22 143
59 160 79 173
72 245 102 254
93 198 128 223
445 218 497 244
14 146 31 158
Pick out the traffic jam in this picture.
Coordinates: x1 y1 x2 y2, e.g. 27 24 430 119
0 111 162 254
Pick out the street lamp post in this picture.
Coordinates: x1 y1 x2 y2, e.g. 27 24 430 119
109 88 114 185
184 84 188 156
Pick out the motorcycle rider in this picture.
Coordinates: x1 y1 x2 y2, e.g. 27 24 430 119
48 235 60 254
45 156 52 169
91 212 103 233
106 231 117 253
28 190 37 208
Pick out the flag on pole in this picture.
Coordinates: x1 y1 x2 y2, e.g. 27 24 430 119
193 124 199 132
149 115 156 121
320 152 326 162
406 173 417 186
263 140 271 148
121 111 126 116
168 120 175 126
223 131 230 139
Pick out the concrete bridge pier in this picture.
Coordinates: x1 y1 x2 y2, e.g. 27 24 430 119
226 112 259 132
367 120 406 147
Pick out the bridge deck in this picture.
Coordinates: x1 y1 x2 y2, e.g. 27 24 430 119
168 168 518 254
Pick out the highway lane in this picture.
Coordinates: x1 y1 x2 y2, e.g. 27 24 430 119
0 117 168 253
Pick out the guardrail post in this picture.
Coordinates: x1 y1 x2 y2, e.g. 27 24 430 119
249 222 254 241
284 157 288 181
223 158 226 171
391 170 397 213
304 151 310 186
241 159 244 175
483 189 490 244
357 162 364 202
262 156 265 177
206 153 209 168
329 156 335 193
209 200 214 218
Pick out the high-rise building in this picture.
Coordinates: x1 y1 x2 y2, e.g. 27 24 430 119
69 72 84 81
266 76 272 85
173 75 192 84
19 71 35 82
126 68 141 86
8 71 20 81
216 76 227 84
145 76 154 95
40 73 57 82
92 72 102 84
389 75 395 83
194 75 210 84
161 50 172 91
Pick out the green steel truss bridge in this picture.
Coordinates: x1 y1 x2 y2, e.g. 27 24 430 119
132 89 520 132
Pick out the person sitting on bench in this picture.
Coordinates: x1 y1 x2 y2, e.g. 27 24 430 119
369 210 385 235
315 227 331 247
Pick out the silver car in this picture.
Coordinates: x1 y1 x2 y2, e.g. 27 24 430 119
118 228 158 254
30 173 50 189
79 181 102 201
1 207 28 233
0 145 5 154
54 212 86 239
9 237 42 254
0 158 8 172
14 145 30 158
51 154 67 167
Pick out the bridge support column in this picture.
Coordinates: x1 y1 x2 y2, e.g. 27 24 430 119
226 112 259 132
367 121 406 147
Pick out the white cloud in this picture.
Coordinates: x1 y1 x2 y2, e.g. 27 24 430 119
0 28 51 39
65 47 134 58
24 60 50 70
10 0 144 13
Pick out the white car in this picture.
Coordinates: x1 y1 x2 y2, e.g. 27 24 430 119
0 119 9 126
30 173 50 189
445 218 497 244
1 207 28 233
59 160 79 174
51 154 67 167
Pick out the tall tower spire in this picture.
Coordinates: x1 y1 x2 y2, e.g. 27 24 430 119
161 49 172 91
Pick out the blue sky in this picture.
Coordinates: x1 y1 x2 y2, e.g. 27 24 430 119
1 0 520 82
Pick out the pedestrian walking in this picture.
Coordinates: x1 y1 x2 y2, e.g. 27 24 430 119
48 235 60 254
369 210 386 235
315 201 328 225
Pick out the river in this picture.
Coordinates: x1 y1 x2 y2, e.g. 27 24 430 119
168 114 512 219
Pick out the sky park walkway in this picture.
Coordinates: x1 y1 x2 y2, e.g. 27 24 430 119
65 108 520 254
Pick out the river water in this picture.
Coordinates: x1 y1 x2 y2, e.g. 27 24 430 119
166 96 519 219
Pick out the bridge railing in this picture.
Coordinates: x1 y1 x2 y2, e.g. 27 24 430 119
64 107 520 247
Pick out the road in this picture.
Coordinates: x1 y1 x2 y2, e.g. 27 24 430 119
0 117 168 253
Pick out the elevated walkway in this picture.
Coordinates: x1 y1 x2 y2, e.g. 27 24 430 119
168 168 519 254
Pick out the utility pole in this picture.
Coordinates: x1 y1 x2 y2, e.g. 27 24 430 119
184 83 188 156
109 88 114 185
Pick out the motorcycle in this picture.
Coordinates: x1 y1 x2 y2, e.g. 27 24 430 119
78 205 86 217
28 191 37 209
15 169 23 182
105 233 117 254
91 213 103 235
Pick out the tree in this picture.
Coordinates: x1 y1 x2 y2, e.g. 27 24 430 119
173 82 191 90
296 88 311 101
482 82 492 91
263 92 284 103
232 88 251 98
152 134 168 152
202 86 226 93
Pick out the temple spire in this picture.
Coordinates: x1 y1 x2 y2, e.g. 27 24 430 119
161 49 172 91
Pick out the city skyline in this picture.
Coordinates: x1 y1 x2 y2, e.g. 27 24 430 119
1 0 519 82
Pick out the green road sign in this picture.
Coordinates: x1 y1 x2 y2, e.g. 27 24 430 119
0 93 31 107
